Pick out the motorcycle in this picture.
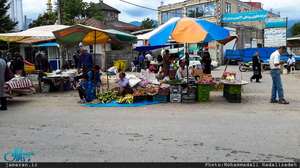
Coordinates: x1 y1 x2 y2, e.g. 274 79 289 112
239 61 253 72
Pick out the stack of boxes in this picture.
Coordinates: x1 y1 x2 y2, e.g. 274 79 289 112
169 84 182 103
223 85 242 103
197 84 211 102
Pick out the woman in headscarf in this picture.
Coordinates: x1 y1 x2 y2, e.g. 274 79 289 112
201 52 212 74
250 51 262 82
12 53 26 76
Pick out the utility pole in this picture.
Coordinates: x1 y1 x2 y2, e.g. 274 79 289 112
57 0 63 24
57 0 65 68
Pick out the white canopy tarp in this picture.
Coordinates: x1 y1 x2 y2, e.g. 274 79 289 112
0 25 69 43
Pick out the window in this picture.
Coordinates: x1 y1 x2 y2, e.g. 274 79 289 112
187 3 215 18
225 3 231 13
237 6 241 13
162 9 182 23
244 8 249 12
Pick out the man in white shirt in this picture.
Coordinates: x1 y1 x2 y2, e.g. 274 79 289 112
176 60 193 81
285 55 296 71
145 52 152 69
269 46 288 104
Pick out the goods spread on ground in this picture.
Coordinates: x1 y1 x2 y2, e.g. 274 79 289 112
133 87 157 96
96 89 119 103
116 94 134 104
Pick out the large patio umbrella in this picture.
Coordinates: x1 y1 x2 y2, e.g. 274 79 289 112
144 16 231 97
52 24 137 88
147 17 230 46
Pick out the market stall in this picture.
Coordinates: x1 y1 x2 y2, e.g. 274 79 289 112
4 77 35 99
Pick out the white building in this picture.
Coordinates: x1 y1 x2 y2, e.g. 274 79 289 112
6 0 24 31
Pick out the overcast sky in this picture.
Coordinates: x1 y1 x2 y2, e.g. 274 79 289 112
23 0 299 23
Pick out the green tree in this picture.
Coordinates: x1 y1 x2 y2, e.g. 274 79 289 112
291 23 300 36
29 12 75 28
83 2 105 21
30 0 105 28
0 0 18 33
62 0 86 19
140 18 157 30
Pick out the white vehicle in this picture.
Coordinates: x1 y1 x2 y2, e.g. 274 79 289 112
179 55 219 70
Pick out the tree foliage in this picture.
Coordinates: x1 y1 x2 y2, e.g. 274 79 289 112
0 0 18 33
30 0 105 28
140 18 157 30
29 12 75 28
291 23 300 36
83 2 105 21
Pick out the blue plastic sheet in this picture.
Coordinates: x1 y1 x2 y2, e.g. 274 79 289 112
84 100 159 107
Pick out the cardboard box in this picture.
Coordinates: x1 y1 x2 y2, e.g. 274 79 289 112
193 69 203 77
193 69 203 81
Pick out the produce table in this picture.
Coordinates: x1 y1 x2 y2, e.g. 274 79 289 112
40 75 72 92
4 77 35 99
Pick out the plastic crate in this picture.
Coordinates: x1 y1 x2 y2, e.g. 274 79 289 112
170 93 181 103
133 95 147 102
197 84 210 95
198 93 210 102
153 95 168 103
147 95 153 102
225 93 241 103
212 83 224 91
169 84 182 94
225 85 242 94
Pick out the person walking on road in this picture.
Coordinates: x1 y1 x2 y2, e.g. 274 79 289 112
0 58 7 110
250 51 262 82
78 48 93 76
269 46 289 104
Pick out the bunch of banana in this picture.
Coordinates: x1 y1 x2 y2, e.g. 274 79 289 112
115 94 134 104
96 89 119 103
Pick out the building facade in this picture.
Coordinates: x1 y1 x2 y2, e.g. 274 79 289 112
6 0 24 32
158 0 280 62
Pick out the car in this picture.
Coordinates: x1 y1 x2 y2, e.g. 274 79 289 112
179 54 219 70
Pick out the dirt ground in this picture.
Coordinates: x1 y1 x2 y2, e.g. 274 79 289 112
0 65 300 162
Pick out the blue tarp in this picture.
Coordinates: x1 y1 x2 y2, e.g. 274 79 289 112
84 100 160 107
32 42 58 47
133 44 173 52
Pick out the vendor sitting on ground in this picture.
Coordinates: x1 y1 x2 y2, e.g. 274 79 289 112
118 72 133 96
76 75 95 104
88 65 102 93
176 60 193 81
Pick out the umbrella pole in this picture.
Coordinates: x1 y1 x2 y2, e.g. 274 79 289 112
104 43 109 89
94 30 96 94
216 38 238 91
224 38 238 73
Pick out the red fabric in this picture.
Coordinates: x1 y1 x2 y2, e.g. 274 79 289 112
5 78 35 98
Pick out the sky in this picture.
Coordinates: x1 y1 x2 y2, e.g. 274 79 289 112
22 0 300 23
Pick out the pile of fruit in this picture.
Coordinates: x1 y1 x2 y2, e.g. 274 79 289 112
133 87 157 96
116 94 134 104
197 79 215 84
157 88 169 95
96 89 118 103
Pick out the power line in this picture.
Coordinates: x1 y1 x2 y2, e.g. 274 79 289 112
118 0 158 11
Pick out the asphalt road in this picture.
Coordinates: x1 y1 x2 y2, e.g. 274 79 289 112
1 65 300 162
